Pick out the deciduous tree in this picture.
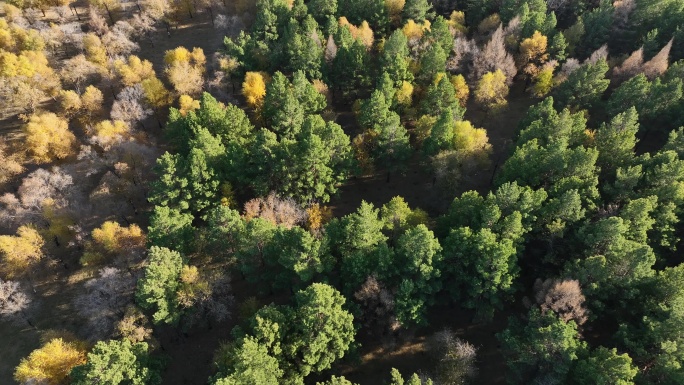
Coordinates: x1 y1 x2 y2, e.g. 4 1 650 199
15 339 87 385
23 112 77 163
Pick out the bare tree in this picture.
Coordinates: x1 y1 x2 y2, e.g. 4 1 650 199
60 55 102 93
532 278 588 325
613 47 644 81
447 37 478 73
643 38 673 80
88 7 110 36
111 84 153 128
427 329 478 385
179 269 233 327
584 44 608 65
325 35 337 63
102 22 140 57
471 25 517 84
243 192 307 228
73 267 136 340
613 0 636 27
116 305 155 345
18 168 74 212
0 279 32 323
354 275 399 341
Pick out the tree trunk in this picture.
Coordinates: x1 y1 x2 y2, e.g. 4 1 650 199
73 6 81 20
207 7 214 26
104 3 114 24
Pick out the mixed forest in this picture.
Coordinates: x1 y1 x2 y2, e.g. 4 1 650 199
0 0 684 383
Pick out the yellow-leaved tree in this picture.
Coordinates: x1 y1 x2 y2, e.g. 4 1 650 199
164 46 206 96
113 55 156 87
178 94 200 116
518 30 549 78
81 221 146 266
450 74 469 107
339 17 374 48
532 64 556 97
23 112 77 163
385 0 405 25
242 71 268 111
475 70 509 109
402 19 430 41
0 225 44 278
453 120 493 164
14 338 87 385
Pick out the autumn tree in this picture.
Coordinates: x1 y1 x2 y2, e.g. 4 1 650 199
517 30 549 78
472 25 517 83
532 278 588 326
0 279 31 322
23 112 77 163
427 329 478 385
111 84 153 128
643 38 673 80
475 69 509 109
112 55 156 87
242 71 268 111
164 46 206 96
15 338 87 385
74 267 136 339
0 225 44 278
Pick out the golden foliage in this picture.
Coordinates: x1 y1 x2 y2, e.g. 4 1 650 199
313 79 331 104
450 74 469 107
81 221 146 266
113 55 156 87
180 265 199 284
453 120 493 161
80 85 104 119
0 50 54 78
477 13 501 35
306 203 333 232
414 114 437 145
0 225 44 278
395 81 414 107
448 11 467 35
82 33 107 65
58 90 82 116
178 94 200 116
0 142 25 186
220 182 237 208
164 46 206 67
242 71 268 110
164 47 206 96
532 65 555 97
93 119 130 138
142 77 173 109
23 112 77 163
14 338 87 385
518 31 549 77
352 130 379 175
402 19 430 41
474 70 509 109
385 0 405 24
339 18 374 48
41 198 76 247
116 305 154 344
